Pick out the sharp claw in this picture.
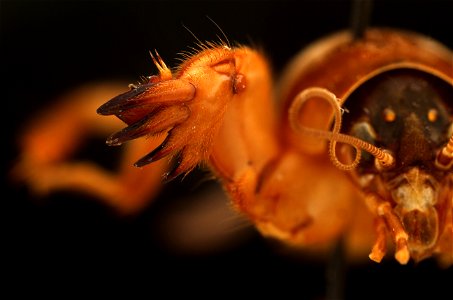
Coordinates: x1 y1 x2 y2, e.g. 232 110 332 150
106 116 150 146
133 132 198 181
133 134 177 167
97 83 155 115
106 105 190 146
97 80 195 125
162 151 184 183
162 148 201 182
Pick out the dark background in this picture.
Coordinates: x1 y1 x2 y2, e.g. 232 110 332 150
3 0 452 298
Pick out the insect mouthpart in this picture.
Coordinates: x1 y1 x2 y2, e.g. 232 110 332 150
389 168 440 261
435 135 453 170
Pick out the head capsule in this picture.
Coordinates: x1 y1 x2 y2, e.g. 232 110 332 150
284 28 452 262
341 65 452 261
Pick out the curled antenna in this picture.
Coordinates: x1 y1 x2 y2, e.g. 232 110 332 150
289 87 395 171
350 0 373 39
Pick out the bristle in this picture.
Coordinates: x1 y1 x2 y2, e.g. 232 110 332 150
206 15 231 48
176 40 231 72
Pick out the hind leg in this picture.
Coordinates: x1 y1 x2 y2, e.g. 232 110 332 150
11 83 168 214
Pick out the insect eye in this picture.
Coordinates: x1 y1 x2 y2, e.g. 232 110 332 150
427 108 438 122
382 108 396 122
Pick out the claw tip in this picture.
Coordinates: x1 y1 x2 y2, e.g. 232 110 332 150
106 138 120 146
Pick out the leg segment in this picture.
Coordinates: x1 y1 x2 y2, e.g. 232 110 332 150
364 192 410 264
11 84 168 214
368 217 387 263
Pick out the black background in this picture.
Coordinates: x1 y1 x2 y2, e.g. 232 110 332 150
3 0 452 298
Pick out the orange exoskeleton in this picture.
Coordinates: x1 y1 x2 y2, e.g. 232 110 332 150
283 29 452 264
12 28 452 265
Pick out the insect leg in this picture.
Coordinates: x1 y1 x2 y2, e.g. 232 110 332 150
368 217 388 263
11 84 168 214
364 193 410 264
